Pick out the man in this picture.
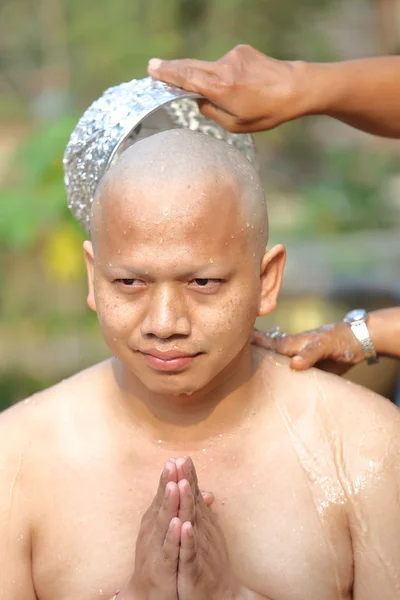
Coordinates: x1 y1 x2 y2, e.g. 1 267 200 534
1 129 400 600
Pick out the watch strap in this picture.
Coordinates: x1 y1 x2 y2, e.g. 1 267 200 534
348 320 379 365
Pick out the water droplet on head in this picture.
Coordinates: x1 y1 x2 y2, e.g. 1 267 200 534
209 258 214 263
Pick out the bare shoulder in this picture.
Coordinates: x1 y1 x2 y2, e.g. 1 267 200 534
0 362 113 598
0 359 113 466
311 364 400 441
260 348 400 472
314 366 400 475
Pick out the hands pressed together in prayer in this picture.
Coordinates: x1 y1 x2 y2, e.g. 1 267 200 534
121 457 259 600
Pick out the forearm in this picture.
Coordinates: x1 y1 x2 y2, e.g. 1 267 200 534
298 57 400 138
367 308 400 359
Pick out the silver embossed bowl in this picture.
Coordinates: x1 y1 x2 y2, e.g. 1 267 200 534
63 77 257 231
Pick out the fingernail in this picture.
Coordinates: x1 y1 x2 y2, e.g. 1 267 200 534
148 58 162 71
165 484 171 497
168 518 176 531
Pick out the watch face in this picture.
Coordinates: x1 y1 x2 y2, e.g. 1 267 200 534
345 308 367 323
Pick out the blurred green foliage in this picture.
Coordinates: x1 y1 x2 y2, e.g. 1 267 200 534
0 369 57 411
0 117 81 250
1 0 341 118
297 147 398 236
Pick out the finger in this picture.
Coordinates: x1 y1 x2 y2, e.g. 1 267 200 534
198 100 242 131
250 329 277 351
161 517 181 570
271 334 306 357
199 101 277 133
176 456 198 493
148 58 219 97
289 342 328 370
199 101 264 133
252 330 304 357
154 459 178 507
178 479 195 523
154 481 180 545
179 521 197 569
201 490 215 507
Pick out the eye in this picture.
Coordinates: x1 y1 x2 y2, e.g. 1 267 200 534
189 278 223 293
115 278 136 285
114 278 145 288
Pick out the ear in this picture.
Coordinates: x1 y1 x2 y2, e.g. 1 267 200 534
83 240 96 312
258 244 286 317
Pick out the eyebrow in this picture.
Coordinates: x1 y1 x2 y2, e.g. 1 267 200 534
105 264 231 280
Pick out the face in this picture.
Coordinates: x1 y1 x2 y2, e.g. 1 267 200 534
85 175 285 397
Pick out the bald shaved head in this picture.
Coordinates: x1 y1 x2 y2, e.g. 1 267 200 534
91 129 268 256
84 129 285 398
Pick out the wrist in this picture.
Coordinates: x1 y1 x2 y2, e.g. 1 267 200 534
282 59 313 121
367 308 400 358
298 60 347 118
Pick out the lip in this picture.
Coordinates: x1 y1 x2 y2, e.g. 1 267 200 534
140 349 201 372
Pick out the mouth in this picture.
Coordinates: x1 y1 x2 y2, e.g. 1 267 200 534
139 350 202 372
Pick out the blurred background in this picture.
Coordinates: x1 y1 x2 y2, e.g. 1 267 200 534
1 0 400 410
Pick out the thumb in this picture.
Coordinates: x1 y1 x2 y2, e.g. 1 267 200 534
148 57 217 97
201 490 215 507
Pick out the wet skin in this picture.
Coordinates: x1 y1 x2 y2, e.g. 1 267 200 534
1 131 400 600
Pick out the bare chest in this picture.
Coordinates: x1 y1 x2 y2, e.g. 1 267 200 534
32 441 353 600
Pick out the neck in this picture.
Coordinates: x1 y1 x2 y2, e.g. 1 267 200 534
108 345 263 448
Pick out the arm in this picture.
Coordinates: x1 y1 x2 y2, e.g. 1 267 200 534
304 56 400 138
0 409 37 600
251 306 400 372
148 46 400 138
368 307 400 359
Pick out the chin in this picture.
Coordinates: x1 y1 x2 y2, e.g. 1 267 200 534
140 375 203 398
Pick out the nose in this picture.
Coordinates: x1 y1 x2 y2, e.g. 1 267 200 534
140 284 191 339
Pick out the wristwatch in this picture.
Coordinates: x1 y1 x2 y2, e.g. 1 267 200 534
343 308 379 365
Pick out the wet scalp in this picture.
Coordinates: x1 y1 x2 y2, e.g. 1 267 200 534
91 129 268 254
